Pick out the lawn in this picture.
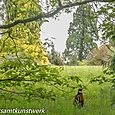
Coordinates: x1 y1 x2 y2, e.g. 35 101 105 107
0 66 115 115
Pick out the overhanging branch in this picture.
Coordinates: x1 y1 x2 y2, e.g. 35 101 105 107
0 0 114 29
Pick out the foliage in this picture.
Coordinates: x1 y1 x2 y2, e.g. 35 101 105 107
43 38 64 65
97 3 115 45
90 54 115 85
48 51 64 65
0 61 58 100
88 45 113 66
90 54 115 107
63 4 98 64
0 60 84 101
49 48 63 65
0 0 49 64
89 2 115 106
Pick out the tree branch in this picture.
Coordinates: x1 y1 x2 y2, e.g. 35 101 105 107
0 77 40 82
8 31 26 66
0 0 114 29
0 88 25 95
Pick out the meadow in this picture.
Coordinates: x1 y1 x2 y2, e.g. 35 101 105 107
0 66 115 115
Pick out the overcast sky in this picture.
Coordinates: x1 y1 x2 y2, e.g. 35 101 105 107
40 12 73 53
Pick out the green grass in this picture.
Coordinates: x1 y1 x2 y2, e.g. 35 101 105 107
0 66 115 115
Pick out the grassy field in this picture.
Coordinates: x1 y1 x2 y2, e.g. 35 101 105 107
0 66 115 115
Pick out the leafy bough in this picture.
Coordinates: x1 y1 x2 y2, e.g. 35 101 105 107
0 60 83 101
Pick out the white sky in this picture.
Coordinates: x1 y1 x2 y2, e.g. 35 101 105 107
40 12 73 53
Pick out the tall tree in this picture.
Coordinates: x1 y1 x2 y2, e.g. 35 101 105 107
43 38 63 65
64 4 98 63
